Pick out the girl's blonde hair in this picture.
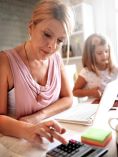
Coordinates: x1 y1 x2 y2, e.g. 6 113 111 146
29 0 74 60
82 33 113 75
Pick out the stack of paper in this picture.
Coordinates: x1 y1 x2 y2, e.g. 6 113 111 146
81 127 112 147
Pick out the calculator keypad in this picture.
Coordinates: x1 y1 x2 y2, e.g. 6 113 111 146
46 139 108 157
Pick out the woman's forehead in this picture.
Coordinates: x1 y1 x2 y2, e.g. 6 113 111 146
35 19 66 38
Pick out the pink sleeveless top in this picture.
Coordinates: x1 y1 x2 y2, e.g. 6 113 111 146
6 49 62 119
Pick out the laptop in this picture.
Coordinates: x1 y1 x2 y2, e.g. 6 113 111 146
99 79 118 110
94 79 118 125
52 79 118 125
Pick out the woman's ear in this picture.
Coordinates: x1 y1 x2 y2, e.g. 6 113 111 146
28 23 32 37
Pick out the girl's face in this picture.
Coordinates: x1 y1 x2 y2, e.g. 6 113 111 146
29 19 66 59
94 44 110 69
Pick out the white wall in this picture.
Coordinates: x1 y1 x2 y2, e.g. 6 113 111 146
91 0 118 62
64 0 118 66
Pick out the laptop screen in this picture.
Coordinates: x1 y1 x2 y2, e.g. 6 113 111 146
93 79 118 125
99 79 118 110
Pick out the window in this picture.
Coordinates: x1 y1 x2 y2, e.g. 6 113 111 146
115 0 118 60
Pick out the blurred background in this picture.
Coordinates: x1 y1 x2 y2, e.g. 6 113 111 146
0 0 117 69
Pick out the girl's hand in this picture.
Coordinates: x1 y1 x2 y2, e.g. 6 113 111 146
91 87 102 98
22 120 68 145
92 98 101 104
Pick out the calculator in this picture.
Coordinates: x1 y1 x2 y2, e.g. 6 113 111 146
46 139 108 157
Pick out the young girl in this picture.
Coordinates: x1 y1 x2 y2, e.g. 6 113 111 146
73 33 118 103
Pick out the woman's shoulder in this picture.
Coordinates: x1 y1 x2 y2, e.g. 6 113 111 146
0 47 18 66
0 51 12 77
0 51 9 64
0 47 17 57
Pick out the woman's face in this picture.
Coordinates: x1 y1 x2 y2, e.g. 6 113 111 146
29 19 66 59
94 44 110 69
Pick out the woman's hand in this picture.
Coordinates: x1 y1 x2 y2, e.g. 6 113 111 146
19 115 40 124
23 120 68 145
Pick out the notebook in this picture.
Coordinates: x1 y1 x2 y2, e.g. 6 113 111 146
53 79 118 125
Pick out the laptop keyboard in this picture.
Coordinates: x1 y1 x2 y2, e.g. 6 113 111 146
46 139 108 157
55 104 98 121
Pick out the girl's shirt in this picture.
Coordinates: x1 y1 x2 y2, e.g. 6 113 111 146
79 67 118 92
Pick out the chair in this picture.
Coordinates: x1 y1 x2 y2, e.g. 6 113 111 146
64 64 77 90
64 64 79 105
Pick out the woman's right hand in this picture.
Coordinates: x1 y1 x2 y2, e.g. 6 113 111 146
22 120 68 145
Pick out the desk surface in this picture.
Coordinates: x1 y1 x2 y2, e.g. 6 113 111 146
0 110 118 157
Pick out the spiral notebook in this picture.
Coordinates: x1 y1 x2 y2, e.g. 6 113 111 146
53 80 118 125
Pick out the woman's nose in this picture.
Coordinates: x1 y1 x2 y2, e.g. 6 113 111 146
48 40 57 51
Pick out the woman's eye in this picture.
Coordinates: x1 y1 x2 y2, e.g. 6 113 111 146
44 32 51 38
43 31 64 45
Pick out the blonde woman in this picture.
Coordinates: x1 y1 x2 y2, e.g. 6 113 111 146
73 33 118 103
0 0 74 145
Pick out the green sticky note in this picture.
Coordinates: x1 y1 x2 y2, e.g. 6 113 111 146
81 128 112 143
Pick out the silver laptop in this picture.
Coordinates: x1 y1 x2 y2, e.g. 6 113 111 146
94 79 118 125
53 79 118 125
99 79 118 110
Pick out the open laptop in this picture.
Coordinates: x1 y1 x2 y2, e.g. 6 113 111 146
94 79 118 125
52 79 118 125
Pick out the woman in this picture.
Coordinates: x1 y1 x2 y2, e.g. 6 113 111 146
0 0 74 144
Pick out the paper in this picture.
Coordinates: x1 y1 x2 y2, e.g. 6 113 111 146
0 129 80 157
0 143 23 157
0 134 48 157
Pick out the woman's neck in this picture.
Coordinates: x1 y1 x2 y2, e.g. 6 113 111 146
26 41 48 62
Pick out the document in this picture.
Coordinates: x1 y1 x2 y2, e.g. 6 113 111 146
0 143 23 157
0 134 48 157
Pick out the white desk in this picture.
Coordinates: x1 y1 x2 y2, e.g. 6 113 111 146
61 110 118 157
0 110 117 157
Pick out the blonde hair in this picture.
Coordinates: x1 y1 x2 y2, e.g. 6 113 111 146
29 0 74 60
82 33 113 75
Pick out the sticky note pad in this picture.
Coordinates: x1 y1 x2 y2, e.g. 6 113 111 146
81 127 112 147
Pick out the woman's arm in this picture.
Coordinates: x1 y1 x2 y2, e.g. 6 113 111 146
20 63 73 124
0 115 67 145
0 53 67 145
0 53 23 139
73 75 101 98
0 53 10 115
